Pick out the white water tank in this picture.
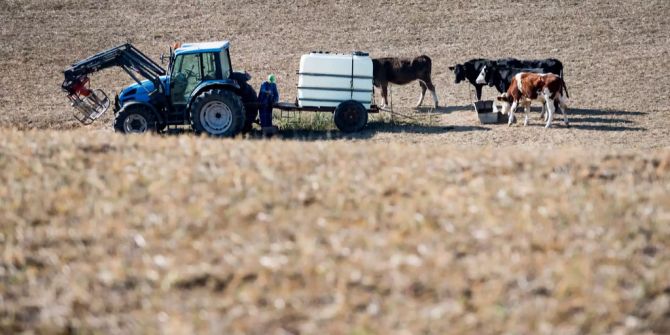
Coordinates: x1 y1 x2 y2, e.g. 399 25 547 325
298 52 373 109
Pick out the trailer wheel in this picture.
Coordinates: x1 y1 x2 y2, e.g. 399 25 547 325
190 89 245 137
334 100 368 133
113 105 158 134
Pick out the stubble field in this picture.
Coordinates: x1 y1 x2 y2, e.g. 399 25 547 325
1 0 669 334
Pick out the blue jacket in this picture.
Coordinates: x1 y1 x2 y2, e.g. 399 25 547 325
258 81 279 106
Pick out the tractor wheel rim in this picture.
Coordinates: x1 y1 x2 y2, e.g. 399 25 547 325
124 114 148 133
201 101 233 134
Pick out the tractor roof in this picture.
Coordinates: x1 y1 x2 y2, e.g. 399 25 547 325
175 41 230 55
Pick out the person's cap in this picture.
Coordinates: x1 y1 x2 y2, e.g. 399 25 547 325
268 74 276 83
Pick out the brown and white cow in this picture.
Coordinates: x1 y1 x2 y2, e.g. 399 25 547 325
497 72 569 128
372 55 438 108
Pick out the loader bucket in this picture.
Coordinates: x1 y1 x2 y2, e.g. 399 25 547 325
68 89 110 125
64 77 110 125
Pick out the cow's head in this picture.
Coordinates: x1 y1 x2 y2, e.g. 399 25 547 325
496 93 513 115
449 64 466 83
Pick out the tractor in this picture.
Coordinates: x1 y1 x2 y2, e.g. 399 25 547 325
61 41 258 136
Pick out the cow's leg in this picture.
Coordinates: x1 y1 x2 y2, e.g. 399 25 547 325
523 102 531 126
475 85 483 101
544 90 555 128
380 83 388 108
416 81 427 107
424 79 439 108
559 97 569 127
508 100 518 127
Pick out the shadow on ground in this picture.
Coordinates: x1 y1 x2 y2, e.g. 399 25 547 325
568 108 647 116
258 121 489 141
568 107 647 131
414 105 472 114
514 107 648 131
160 106 646 139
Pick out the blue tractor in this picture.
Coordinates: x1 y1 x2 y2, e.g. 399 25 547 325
61 41 258 136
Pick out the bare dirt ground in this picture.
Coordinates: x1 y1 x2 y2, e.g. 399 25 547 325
1 0 669 146
1 0 670 334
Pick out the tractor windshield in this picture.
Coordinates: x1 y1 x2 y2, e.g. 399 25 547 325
170 53 202 104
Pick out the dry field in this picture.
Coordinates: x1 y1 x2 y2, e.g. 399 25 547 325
1 0 670 334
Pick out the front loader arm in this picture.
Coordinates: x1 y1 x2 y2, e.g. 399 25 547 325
61 43 166 125
62 43 166 94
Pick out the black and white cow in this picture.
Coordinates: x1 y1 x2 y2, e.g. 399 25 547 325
448 58 488 100
448 58 520 100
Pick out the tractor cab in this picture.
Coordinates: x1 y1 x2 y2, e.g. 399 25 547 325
115 41 234 118
167 41 233 106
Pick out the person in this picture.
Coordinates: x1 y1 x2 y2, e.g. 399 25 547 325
258 74 279 136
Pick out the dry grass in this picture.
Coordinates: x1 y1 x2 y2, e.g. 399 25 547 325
1 0 670 334
1 130 669 334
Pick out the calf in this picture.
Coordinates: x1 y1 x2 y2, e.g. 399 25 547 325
373 55 438 108
497 72 569 128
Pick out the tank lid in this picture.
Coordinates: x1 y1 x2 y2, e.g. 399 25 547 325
352 51 369 56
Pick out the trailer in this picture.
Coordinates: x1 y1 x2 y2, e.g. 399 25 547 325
273 51 380 133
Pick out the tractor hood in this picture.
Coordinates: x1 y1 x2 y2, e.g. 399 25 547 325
118 76 168 103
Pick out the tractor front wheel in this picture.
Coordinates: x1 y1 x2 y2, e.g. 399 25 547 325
190 89 245 137
113 105 158 134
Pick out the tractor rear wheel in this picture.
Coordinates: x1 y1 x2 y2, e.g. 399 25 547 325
334 100 368 133
190 89 245 137
113 105 158 134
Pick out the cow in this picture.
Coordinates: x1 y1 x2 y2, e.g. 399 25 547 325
496 72 569 128
450 58 565 100
372 55 438 108
448 58 488 100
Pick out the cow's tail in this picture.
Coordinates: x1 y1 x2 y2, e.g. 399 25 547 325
558 64 569 98
562 78 570 99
